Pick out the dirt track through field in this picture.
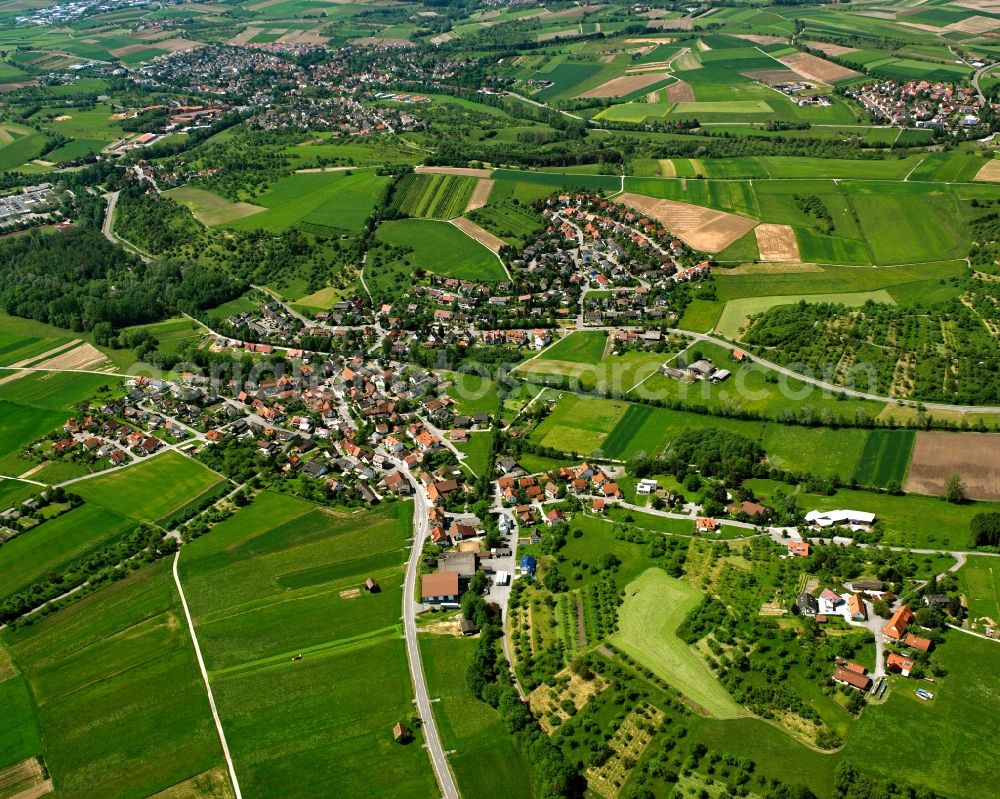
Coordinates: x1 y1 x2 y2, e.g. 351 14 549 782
754 223 801 262
465 178 494 212
416 165 492 179
905 431 1000 500
615 193 757 253
450 216 505 254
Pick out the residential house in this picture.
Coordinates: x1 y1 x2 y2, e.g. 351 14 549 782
883 605 914 642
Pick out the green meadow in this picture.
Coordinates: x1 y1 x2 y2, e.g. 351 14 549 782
374 218 507 283
179 492 437 799
612 568 745 719
225 169 389 234
73 452 225 524
1 562 226 796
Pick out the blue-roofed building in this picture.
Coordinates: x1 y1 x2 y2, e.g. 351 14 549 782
520 554 537 576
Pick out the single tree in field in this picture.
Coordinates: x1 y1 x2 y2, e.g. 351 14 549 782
945 474 967 504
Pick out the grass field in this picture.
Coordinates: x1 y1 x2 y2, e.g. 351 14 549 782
455 432 492 476
72 452 225 524
178 492 437 798
534 331 607 364
611 568 745 718
420 635 535 798
1 562 226 796
531 393 870 479
225 170 389 234
0 503 134 604
851 429 914 487
715 290 895 339
957 556 1000 628
165 186 264 227
374 218 507 282
753 481 998 550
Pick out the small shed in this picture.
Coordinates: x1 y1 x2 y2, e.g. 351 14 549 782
460 618 479 636
393 722 409 743
364 577 380 593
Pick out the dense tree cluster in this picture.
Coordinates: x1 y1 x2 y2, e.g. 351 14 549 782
663 428 764 483
0 227 243 332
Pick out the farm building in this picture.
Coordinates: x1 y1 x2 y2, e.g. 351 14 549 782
833 662 871 691
904 633 933 653
883 605 914 642
421 572 460 606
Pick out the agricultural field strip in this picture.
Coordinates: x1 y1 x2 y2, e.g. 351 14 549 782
209 625 401 679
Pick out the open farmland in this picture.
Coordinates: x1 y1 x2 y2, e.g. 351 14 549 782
612 568 745 718
72 452 225 524
615 193 757 252
165 186 264 226
225 170 389 234
420 635 534 798
754 223 800 262
391 172 478 219
715 290 895 339
178 492 437 799
1 562 227 798
531 393 873 479
375 218 507 281
851 429 914 488
905 431 1000 500
0 503 134 605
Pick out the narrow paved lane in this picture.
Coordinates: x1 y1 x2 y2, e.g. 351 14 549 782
398 462 460 799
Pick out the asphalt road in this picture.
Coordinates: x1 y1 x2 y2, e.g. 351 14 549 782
398 461 460 799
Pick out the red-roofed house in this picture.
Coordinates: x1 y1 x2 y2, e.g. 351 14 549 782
883 605 914 642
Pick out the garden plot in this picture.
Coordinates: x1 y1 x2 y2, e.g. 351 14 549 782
905 431 1000 500
754 223 801 262
615 193 757 252
778 52 860 83
585 704 665 799
527 668 608 733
